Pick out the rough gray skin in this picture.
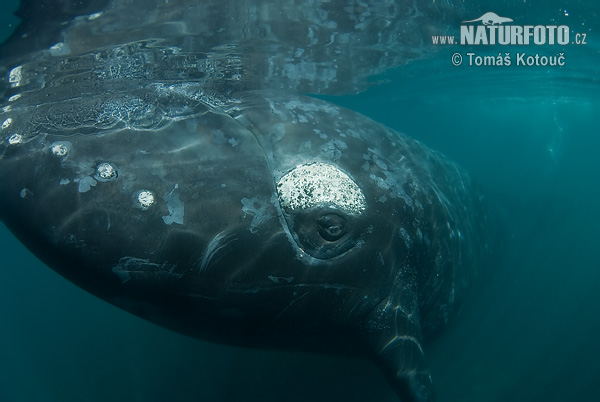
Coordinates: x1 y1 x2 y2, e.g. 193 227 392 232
0 1 491 401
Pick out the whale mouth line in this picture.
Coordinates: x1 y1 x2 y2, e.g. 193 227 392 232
224 282 357 294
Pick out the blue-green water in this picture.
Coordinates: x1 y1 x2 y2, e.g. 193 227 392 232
1 1 599 401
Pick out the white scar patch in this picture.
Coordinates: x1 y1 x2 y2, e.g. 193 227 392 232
276 162 366 215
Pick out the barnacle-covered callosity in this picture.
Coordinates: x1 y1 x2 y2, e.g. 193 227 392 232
94 162 118 182
135 190 155 209
276 162 366 215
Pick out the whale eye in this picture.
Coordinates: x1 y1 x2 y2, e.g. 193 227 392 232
276 162 367 259
317 213 347 241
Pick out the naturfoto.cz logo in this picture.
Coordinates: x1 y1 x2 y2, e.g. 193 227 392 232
460 12 571 46
433 11 589 67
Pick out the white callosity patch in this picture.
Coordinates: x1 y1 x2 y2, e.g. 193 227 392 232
8 134 23 145
50 141 72 158
277 162 366 215
8 66 22 88
2 118 12 130
136 190 155 209
94 162 118 182
51 144 68 156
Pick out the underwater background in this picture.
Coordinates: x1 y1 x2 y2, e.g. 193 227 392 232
1 0 599 401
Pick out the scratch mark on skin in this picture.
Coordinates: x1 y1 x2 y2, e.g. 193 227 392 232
233 283 355 295
380 335 424 355
274 291 309 321
174 293 218 301
112 256 178 283
199 231 237 272
167 140 205 153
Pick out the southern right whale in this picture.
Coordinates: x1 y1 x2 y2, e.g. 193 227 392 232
0 1 493 401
